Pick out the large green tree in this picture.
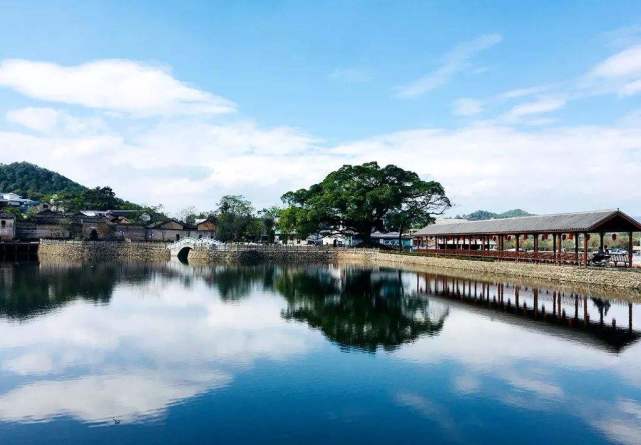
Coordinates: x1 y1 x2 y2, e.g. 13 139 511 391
281 162 450 246
215 195 256 242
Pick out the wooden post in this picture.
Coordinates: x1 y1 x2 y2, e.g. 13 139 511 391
583 233 589 266
516 234 520 260
534 234 539 261
628 232 633 268
559 234 564 263
574 233 579 265
599 232 604 251
553 234 557 263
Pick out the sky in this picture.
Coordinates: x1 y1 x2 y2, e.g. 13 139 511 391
0 0 640 216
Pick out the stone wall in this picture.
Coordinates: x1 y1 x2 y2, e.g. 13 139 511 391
335 250 641 290
39 240 170 262
188 245 337 264
37 241 641 290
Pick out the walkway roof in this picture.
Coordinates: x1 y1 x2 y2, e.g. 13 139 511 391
415 209 641 237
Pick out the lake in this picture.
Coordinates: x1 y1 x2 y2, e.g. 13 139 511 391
0 260 640 444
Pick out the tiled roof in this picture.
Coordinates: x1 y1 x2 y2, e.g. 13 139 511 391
415 210 641 236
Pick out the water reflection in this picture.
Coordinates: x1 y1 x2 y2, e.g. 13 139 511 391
0 261 640 444
415 273 640 352
277 267 448 352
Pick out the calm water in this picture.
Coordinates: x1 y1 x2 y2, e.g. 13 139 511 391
0 261 640 445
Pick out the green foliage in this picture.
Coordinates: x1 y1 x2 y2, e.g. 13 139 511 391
0 162 152 214
0 207 24 219
459 209 533 221
281 162 451 244
257 207 279 243
215 195 257 242
0 162 85 200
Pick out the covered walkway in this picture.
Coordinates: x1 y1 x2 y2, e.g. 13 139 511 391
413 210 641 267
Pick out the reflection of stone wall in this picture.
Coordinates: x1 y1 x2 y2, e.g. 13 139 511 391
39 240 170 262
335 250 641 291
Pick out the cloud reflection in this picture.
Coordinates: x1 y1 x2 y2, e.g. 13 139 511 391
0 264 317 424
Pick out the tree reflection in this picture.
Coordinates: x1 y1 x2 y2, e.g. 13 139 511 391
200 266 277 301
0 263 160 320
275 267 448 352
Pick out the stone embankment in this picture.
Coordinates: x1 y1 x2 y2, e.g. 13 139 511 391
337 250 641 291
37 241 641 291
39 240 170 262
188 244 336 264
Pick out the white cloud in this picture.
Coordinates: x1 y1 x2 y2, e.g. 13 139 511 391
2 110 641 214
583 44 641 96
591 44 641 78
395 33 502 98
0 273 317 423
622 78 641 95
0 59 235 115
452 98 483 116
330 123 641 213
498 85 551 100
6 107 107 134
6 107 60 132
2 353 54 375
504 96 566 120
0 371 231 424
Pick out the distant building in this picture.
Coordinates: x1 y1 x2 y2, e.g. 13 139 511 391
0 192 39 212
146 219 217 242
0 211 16 241
5 206 217 242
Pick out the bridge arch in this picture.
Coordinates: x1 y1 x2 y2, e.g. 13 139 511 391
167 237 223 261
177 246 192 263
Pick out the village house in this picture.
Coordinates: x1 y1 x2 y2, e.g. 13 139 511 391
7 208 218 242
146 217 217 242
16 209 71 240
0 192 39 211
0 211 16 241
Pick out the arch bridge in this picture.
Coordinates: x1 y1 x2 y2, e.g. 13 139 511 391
168 237 223 260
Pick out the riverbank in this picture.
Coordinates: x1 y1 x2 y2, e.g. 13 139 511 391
36 240 641 291
337 250 641 291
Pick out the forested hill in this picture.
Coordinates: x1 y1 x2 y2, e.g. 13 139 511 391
0 162 86 199
457 209 534 221
0 162 146 212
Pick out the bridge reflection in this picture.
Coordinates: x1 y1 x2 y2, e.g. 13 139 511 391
416 273 640 353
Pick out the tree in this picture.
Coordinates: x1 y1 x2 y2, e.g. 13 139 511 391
215 195 256 242
1 207 24 219
258 207 279 243
281 162 451 246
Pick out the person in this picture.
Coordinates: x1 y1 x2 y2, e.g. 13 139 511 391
604 245 610 255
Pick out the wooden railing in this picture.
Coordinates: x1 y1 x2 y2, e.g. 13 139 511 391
414 248 582 265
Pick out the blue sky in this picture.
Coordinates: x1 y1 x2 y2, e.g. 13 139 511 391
0 1 640 215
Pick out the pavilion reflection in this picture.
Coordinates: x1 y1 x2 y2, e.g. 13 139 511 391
416 272 641 353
